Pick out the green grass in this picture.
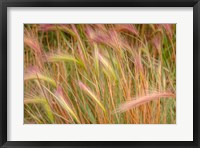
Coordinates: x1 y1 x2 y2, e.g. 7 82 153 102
24 24 176 124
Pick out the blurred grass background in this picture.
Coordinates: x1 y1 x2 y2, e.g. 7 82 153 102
24 24 176 124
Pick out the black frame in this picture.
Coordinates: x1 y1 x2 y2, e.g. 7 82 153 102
0 0 199 147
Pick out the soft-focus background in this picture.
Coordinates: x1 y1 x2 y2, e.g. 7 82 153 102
24 24 176 124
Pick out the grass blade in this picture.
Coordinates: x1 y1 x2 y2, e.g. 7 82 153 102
78 81 106 113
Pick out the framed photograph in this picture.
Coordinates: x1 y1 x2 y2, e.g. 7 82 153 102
0 0 199 147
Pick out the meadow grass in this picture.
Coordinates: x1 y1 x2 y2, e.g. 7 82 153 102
24 24 176 124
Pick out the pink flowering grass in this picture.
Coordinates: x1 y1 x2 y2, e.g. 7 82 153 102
24 24 176 124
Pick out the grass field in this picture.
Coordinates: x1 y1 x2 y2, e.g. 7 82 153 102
24 24 176 124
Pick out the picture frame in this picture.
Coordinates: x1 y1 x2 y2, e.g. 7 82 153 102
0 0 199 147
